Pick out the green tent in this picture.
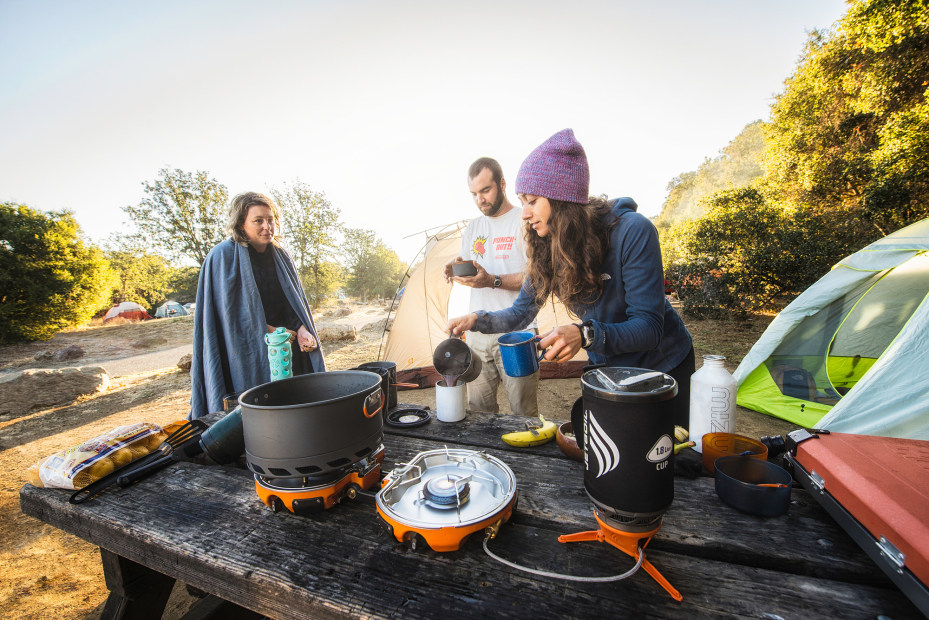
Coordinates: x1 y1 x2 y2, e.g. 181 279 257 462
734 218 929 440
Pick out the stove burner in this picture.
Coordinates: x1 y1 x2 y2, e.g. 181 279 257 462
255 446 384 515
375 448 518 552
559 507 682 601
422 475 470 509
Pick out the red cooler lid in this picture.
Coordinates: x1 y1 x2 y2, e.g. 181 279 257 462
793 432 929 586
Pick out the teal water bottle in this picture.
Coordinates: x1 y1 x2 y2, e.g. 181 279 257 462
264 327 293 380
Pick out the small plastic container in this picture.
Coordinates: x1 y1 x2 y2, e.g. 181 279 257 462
435 380 466 422
702 432 768 473
714 455 792 517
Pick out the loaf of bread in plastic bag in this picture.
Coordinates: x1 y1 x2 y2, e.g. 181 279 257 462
26 422 169 490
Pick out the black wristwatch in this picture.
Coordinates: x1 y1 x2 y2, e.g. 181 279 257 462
492 275 502 289
578 321 595 349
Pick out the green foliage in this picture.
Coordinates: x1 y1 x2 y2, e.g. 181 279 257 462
764 0 929 236
105 234 175 310
662 0 929 318
123 168 228 265
271 181 343 306
165 266 200 304
664 188 854 317
655 121 765 227
302 261 345 306
342 228 408 301
0 203 115 343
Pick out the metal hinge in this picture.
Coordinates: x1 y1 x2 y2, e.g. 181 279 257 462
878 536 906 574
809 470 826 493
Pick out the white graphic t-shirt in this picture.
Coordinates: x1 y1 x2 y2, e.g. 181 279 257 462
460 207 533 323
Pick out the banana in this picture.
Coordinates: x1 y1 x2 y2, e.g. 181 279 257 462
674 441 696 454
501 415 557 447
674 425 689 443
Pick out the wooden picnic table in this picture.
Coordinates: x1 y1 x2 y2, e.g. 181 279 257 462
20 407 922 619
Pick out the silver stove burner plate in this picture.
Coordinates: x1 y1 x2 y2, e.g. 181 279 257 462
376 448 517 529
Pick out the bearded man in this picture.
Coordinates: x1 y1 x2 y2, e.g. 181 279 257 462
443 157 538 416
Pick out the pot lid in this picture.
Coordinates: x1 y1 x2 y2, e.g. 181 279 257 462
582 367 677 402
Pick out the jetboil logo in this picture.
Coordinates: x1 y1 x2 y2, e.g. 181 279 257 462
584 410 620 478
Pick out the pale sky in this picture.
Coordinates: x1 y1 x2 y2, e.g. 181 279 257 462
0 0 848 262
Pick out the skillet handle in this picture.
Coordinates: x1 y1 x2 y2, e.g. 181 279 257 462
69 451 160 504
116 453 175 488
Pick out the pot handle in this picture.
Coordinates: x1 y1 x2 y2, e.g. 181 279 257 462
363 388 385 418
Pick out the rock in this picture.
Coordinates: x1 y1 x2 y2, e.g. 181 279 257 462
362 319 388 333
53 345 85 362
317 326 357 343
177 353 192 372
0 366 109 415
33 350 54 361
132 337 169 349
334 307 353 318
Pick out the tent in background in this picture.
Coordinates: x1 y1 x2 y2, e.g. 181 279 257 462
103 301 153 322
380 222 586 386
155 300 188 318
734 218 929 440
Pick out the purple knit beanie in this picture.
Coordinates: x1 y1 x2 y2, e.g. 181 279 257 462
515 128 590 204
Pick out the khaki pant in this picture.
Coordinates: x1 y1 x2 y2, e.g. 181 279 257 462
465 330 539 416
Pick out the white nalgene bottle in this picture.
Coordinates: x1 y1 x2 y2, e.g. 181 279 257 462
689 355 737 453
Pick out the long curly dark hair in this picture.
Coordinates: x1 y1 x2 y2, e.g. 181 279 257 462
524 196 616 313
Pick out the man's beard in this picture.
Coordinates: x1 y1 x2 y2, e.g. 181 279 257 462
486 185 505 216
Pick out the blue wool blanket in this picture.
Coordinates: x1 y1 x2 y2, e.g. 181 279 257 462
189 239 325 419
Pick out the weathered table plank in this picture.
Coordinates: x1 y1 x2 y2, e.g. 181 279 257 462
383 414 895 582
21 414 922 619
20 469 918 619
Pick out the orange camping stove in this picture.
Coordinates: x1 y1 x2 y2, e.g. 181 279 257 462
375 448 519 552
255 446 384 515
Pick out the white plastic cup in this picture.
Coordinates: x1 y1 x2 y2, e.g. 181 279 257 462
435 380 467 422
689 355 737 453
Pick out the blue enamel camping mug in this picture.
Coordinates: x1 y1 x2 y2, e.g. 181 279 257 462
498 331 544 377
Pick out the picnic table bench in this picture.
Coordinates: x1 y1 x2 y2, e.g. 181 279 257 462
20 408 922 619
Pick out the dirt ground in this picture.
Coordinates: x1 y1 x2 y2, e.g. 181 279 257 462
0 303 796 619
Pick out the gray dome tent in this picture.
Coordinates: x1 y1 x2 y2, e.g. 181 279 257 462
155 301 188 319
734 217 929 440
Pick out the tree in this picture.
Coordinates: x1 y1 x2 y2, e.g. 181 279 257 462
0 203 114 343
123 168 228 265
665 188 852 317
165 266 200 304
271 181 343 305
655 121 765 228
764 0 929 237
342 228 407 301
105 234 175 310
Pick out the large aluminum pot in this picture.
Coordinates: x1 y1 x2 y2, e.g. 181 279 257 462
239 370 384 478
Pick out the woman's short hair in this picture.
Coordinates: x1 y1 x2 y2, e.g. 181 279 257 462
226 192 283 246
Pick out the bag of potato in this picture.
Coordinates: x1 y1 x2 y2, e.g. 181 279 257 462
26 422 169 489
